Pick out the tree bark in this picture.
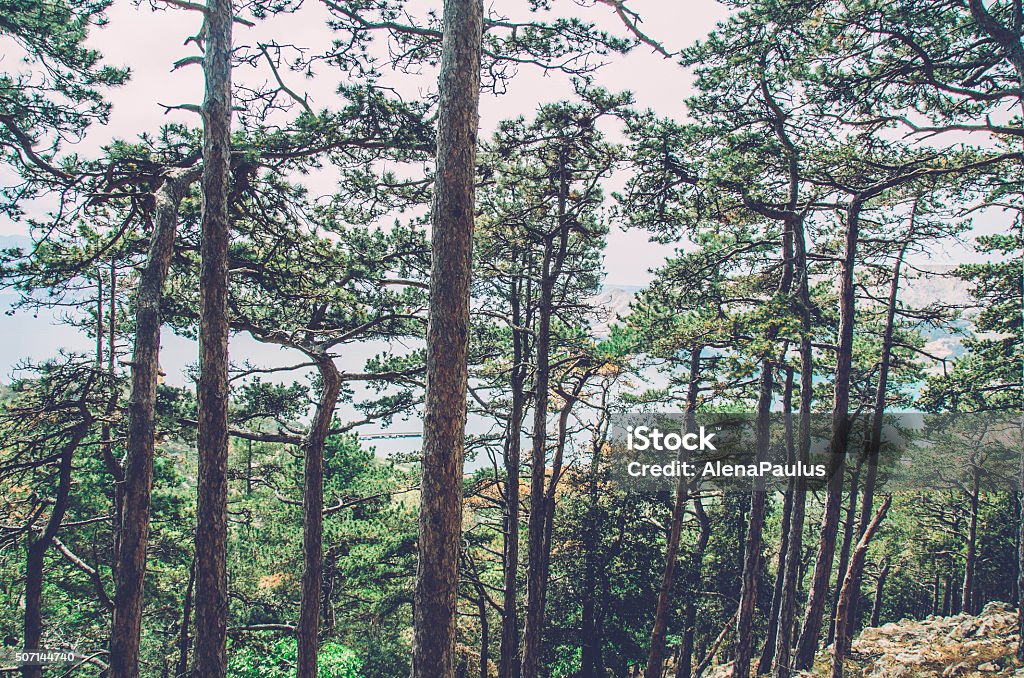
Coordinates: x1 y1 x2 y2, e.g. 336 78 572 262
500 271 527 678
830 496 892 678
827 464 861 646
870 562 888 628
23 418 90 678
175 558 196 677
193 0 234 672
758 368 795 675
836 234 908 643
521 182 571 678
731 360 774 678
793 199 861 670
676 496 711 678
647 347 701 678
411 0 482 674
297 355 342 678
773 218 814 678
109 168 197 678
961 468 981 616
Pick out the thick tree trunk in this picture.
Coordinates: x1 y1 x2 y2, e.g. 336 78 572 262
793 199 861 670
109 169 197 678
411 0 482 674
297 356 342 678
23 419 89 678
193 0 234 673
830 497 891 678
731 360 774 678
647 348 702 678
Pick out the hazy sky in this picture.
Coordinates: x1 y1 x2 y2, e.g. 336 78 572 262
1 0 733 285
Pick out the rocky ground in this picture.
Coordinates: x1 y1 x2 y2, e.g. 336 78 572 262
709 601 1024 677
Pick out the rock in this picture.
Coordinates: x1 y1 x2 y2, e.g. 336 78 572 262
977 661 999 671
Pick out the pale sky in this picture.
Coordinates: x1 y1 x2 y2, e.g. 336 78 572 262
1 0 734 285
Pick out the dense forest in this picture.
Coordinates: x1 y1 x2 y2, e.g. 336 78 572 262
0 0 1022 677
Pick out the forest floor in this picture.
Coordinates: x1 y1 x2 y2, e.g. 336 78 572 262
710 601 1024 677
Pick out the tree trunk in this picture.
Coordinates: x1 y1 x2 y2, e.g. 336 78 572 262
677 496 711 678
297 356 342 678
500 275 526 678
827 464 861 646
836 231 909 644
175 558 196 677
24 419 89 678
961 468 981 616
793 199 861 671
830 497 891 678
193 0 234 672
581 420 609 678
870 563 888 628
758 369 795 675
411 0 482 674
109 168 197 678
521 197 570 678
773 218 814 678
647 347 702 678
731 360 774 678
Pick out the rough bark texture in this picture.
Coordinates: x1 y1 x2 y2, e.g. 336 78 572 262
109 168 197 678
794 200 861 671
647 348 702 678
411 0 482 674
830 496 892 678
193 0 233 673
297 356 342 678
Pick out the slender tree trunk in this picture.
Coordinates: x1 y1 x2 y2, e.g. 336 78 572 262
193 0 234 672
758 369 796 675
793 199 862 670
961 469 981 616
830 497 891 678
109 169 197 678
838 234 909 642
647 348 702 678
176 558 196 677
870 562 888 628
297 356 342 678
500 279 526 678
827 464 861 645
411 0 482 674
731 360 774 678
773 218 813 678
581 416 609 678
521 213 570 678
23 418 89 678
676 496 711 678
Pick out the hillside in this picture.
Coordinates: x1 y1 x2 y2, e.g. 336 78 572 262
709 602 1023 678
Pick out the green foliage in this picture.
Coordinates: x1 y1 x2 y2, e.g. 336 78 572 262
227 637 361 678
